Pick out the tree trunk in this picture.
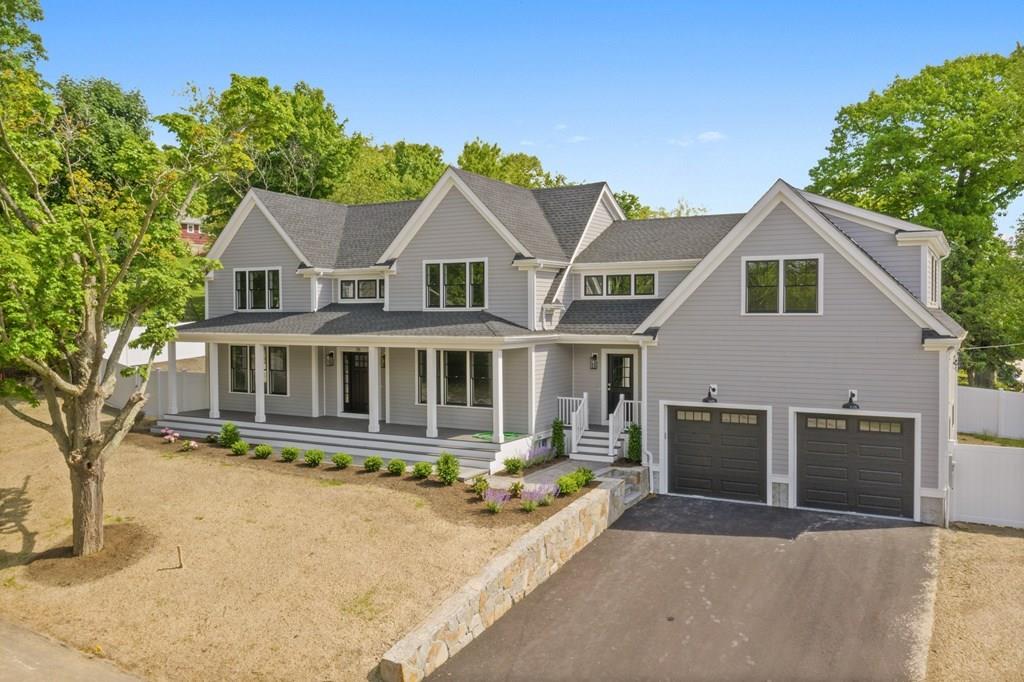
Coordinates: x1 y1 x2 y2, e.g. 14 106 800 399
968 366 996 388
69 459 104 556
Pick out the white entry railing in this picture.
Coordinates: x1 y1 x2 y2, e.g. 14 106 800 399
608 398 642 457
557 393 589 454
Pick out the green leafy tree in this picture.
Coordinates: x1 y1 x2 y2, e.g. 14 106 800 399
331 139 446 204
458 138 567 188
613 190 705 219
808 47 1024 386
0 3 219 555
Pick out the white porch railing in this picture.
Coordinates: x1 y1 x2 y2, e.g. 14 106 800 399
557 393 589 454
608 398 642 457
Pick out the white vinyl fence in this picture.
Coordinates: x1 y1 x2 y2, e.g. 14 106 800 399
105 366 208 417
957 386 1024 440
951 443 1024 529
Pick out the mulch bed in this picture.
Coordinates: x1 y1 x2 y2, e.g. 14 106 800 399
138 434 595 529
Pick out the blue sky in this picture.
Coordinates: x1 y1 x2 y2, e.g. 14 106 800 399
36 1 1023 233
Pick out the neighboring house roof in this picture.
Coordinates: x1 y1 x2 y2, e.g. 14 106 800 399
178 304 534 338
250 189 419 269
556 299 662 336
576 214 744 263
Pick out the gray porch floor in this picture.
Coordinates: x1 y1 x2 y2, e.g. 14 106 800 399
176 409 502 444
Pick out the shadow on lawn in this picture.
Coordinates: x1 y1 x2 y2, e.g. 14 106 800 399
0 476 38 569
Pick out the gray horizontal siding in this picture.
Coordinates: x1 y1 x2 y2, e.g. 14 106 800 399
535 344 572 431
535 270 556 328
218 344 313 418
388 188 529 326
207 208 310 317
645 203 940 489
572 344 643 424
576 197 615 254
658 270 689 297
826 213 924 298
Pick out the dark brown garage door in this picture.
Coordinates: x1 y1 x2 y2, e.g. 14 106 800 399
667 406 767 502
796 413 915 518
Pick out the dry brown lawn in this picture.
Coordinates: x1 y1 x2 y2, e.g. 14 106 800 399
928 522 1024 681
0 408 536 681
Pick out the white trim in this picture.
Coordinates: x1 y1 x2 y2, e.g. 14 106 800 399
208 342 220 419
658 400 773 504
167 342 178 415
492 349 504 444
571 259 699 273
421 258 489 311
335 346 343 417
803 189 948 245
414 349 496 410
739 254 823 316
227 344 291 398
310 276 317 312
368 346 380 433
385 348 391 424
600 349 639 425
207 191 310 265
425 347 438 438
297 265 392 278
895 230 951 257
527 269 537 331
336 276 386 304
636 181 954 337
788 406 922 522
231 267 283 313
378 171 532 262
580 272 659 299
253 343 266 423
527 345 537 434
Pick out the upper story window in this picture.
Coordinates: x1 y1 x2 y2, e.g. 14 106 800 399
234 268 281 311
582 273 656 298
425 260 486 309
339 278 385 302
743 255 821 315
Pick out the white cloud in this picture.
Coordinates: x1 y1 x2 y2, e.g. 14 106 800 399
697 131 726 143
566 135 589 143
667 137 692 147
520 139 536 147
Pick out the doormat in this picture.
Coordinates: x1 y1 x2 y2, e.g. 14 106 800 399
471 431 526 441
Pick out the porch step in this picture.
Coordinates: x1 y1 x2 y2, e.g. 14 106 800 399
569 452 616 464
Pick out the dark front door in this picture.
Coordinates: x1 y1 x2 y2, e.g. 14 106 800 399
606 353 634 416
343 352 369 414
797 413 915 518
667 406 768 502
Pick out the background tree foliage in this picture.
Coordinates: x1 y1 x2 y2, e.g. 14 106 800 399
808 47 1024 387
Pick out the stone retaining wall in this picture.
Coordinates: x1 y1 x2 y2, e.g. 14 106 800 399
378 477 628 682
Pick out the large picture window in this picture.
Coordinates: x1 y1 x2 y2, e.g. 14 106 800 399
424 260 486 309
581 272 656 298
744 256 821 314
416 350 492 407
229 345 288 395
234 269 281 311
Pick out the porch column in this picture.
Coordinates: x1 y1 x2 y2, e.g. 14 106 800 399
492 349 504 444
208 342 220 419
368 346 381 433
310 346 319 418
254 343 266 423
426 347 438 438
167 341 178 415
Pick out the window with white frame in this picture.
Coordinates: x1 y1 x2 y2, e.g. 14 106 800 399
338 278 385 302
234 269 281 311
229 345 288 395
581 273 656 298
743 256 820 314
424 260 485 309
416 350 492 407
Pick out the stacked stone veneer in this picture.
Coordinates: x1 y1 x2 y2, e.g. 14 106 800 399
378 477 628 682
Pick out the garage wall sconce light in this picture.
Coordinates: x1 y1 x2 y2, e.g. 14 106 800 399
842 389 860 409
702 384 718 403
590 353 598 370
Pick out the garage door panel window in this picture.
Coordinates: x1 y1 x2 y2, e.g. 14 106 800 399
807 417 846 430
676 410 711 422
859 420 902 434
721 412 758 425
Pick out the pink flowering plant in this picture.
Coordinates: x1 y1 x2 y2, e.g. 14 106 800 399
179 440 199 452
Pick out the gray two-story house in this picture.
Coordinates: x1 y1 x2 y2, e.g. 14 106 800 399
162 167 965 525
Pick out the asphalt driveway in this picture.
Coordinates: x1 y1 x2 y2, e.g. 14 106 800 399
432 496 937 681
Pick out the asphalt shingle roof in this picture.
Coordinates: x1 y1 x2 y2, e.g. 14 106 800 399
576 214 744 263
555 299 662 336
178 303 534 338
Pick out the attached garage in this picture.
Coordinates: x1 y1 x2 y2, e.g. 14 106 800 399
795 412 916 519
666 405 768 503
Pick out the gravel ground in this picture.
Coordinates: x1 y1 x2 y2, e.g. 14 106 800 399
927 522 1024 681
0 407 528 681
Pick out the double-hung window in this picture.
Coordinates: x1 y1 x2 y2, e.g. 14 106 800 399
424 260 486 309
229 345 288 395
339 278 385 302
234 268 281 311
416 350 492 407
582 273 656 298
743 256 821 314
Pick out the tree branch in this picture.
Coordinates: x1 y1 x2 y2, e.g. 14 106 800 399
0 117 54 223
18 355 83 396
2 399 52 432
0 179 38 234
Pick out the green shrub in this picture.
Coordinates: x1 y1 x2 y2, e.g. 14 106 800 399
521 499 538 512
574 467 595 486
205 433 218 444
253 444 273 459
436 452 460 485
331 453 353 469
626 423 642 463
387 458 406 476
503 457 525 476
556 473 580 495
539 493 553 507
363 455 383 472
304 449 324 467
471 477 489 499
280 447 299 463
229 440 249 456
551 419 565 457
509 481 524 498
218 422 241 447
412 462 433 479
